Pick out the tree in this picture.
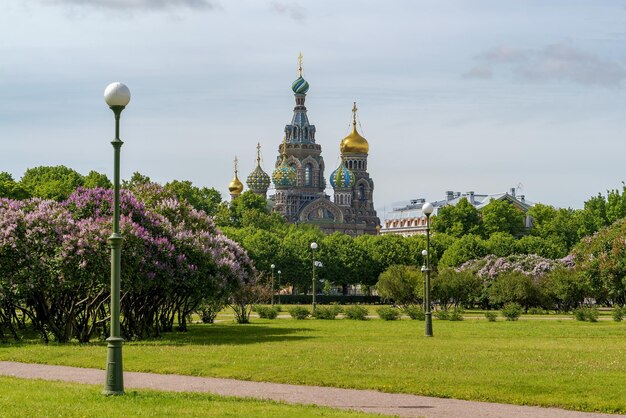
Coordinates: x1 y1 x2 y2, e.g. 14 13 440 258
539 267 589 311
164 180 221 216
376 265 423 308
19 165 84 201
432 268 482 309
122 172 152 190
83 170 112 189
527 204 579 252
431 198 482 237
0 172 30 199
488 270 541 310
485 232 517 257
481 199 526 237
515 235 566 259
320 233 370 292
214 191 270 228
439 234 488 267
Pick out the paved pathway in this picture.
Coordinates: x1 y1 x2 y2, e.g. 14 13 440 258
0 361 618 418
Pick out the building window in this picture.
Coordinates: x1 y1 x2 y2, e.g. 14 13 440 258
305 164 312 186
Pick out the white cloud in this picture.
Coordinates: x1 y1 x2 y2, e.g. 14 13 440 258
270 1 306 21
38 0 218 11
465 43 626 87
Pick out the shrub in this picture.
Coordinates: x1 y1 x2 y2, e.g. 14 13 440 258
449 307 464 321
198 299 226 324
376 265 423 308
484 311 497 322
404 306 425 321
256 306 279 319
501 303 522 321
612 306 624 322
377 307 400 321
573 307 599 322
288 306 310 320
434 309 449 320
313 305 342 320
274 305 283 313
344 305 369 320
527 307 547 315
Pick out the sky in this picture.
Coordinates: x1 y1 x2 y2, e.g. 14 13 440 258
2 1 626 218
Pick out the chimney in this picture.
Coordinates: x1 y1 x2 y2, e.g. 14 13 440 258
510 187 516 198
520 195 525 203
468 191 475 204
446 191 454 201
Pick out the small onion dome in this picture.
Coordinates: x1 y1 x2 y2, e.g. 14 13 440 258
272 164 297 188
291 76 309 94
340 122 369 155
330 161 355 189
247 165 271 192
228 175 244 195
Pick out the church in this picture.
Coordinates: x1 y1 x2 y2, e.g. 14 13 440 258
228 56 380 236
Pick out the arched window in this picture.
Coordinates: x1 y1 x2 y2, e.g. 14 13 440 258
304 164 312 186
358 184 366 201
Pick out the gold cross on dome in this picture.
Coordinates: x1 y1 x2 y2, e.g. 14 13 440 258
298 52 303 77
352 102 358 124
256 142 262 165
234 156 239 175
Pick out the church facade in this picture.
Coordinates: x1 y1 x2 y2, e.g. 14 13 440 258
233 57 380 236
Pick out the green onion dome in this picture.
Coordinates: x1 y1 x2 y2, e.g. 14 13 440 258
272 164 297 188
330 161 355 189
291 76 309 94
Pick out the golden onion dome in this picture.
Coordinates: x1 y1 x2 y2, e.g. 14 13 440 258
228 175 244 194
228 156 244 195
340 102 369 155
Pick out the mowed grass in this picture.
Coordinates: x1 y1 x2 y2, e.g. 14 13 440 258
0 376 379 418
1 317 625 413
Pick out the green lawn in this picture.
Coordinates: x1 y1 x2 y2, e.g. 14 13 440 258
1 316 625 413
0 376 379 417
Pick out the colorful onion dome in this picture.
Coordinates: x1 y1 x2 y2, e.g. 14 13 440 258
340 102 369 155
228 156 244 195
330 159 355 189
291 52 310 94
272 137 297 188
246 143 271 192
291 77 309 94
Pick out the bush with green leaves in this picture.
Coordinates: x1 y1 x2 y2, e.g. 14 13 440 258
375 265 423 309
273 305 283 313
449 307 464 321
255 306 279 319
288 306 310 320
527 307 547 315
434 309 449 320
198 299 227 324
377 307 400 321
484 311 497 322
312 305 342 320
501 302 522 321
344 305 368 320
573 307 599 322
612 306 624 322
404 305 425 320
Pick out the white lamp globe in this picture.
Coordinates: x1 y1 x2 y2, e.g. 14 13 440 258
271 264 275 269
310 242 318 250
277 270 281 275
422 249 428 256
104 82 131 107
422 202 434 215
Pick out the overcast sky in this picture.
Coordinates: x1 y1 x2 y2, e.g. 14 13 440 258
2 1 626 217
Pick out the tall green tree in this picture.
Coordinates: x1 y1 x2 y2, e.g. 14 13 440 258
376 265 423 308
19 166 84 201
164 180 222 216
83 170 112 189
431 198 482 237
0 172 30 199
481 199 526 237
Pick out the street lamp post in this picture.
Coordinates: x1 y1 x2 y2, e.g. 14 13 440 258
310 242 318 312
422 202 434 337
103 82 131 395
277 270 282 304
421 263 426 312
270 264 275 306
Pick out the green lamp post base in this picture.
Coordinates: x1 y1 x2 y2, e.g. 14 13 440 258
103 336 124 395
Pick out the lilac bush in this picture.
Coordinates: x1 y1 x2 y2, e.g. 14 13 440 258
0 185 255 342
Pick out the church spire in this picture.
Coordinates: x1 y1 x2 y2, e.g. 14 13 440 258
246 142 271 197
228 155 244 200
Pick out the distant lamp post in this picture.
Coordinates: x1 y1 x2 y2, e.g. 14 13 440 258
270 264 275 306
277 270 282 304
422 202 434 337
421 261 427 312
103 81 131 395
310 242 318 312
